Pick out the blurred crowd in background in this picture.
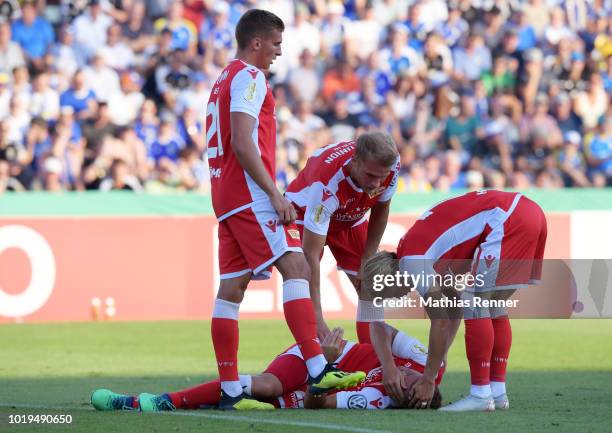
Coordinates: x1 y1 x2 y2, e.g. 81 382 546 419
0 0 610 194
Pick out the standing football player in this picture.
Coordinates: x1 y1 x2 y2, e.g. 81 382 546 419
205 9 364 410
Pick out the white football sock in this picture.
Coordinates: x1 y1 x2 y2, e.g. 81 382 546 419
305 355 327 378
491 381 506 397
220 380 242 398
471 384 492 398
239 375 252 396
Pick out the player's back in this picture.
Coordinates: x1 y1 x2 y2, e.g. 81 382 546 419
206 59 276 221
287 141 356 193
398 190 521 260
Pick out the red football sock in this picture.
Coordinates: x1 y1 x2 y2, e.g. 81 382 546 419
490 316 512 383
211 299 240 383
464 318 494 385
168 380 221 409
282 279 322 362
356 321 371 344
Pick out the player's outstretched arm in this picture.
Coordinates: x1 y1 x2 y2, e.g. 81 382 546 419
230 112 296 224
370 321 407 402
408 295 459 409
302 228 330 338
362 200 391 261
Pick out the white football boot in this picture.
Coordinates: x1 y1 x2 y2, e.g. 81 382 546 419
439 394 495 412
493 393 510 410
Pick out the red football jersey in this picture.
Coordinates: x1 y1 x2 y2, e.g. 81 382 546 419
397 190 522 274
337 342 443 386
285 141 400 235
206 59 277 221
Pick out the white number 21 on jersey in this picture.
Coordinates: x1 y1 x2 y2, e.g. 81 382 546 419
206 100 223 159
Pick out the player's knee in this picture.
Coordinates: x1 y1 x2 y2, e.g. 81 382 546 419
276 252 310 281
218 280 249 303
252 374 283 398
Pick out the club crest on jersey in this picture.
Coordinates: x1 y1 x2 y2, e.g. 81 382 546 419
367 186 385 198
322 188 333 202
244 81 257 103
484 254 496 268
265 219 277 232
347 394 368 409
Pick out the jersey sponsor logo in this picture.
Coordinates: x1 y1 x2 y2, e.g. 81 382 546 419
366 366 383 383
244 81 257 103
367 186 386 198
287 229 301 240
485 254 496 268
339 198 355 209
209 167 222 178
334 211 366 222
265 219 277 232
347 394 368 409
322 188 333 202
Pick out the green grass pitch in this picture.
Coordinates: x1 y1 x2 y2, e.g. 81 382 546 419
1 319 611 433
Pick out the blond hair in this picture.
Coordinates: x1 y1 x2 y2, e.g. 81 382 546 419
355 132 399 167
362 251 407 300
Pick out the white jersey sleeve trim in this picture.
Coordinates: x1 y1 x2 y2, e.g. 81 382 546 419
229 67 267 119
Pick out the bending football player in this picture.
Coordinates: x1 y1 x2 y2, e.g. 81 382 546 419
364 190 547 411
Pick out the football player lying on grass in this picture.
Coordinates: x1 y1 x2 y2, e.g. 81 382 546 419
91 326 443 411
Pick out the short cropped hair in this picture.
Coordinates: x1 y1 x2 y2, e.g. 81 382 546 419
355 132 399 167
235 9 285 50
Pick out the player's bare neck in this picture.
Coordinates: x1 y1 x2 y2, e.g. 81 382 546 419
347 160 362 189
236 51 263 72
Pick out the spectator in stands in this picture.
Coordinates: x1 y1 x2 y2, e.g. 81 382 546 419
29 72 59 121
10 0 54 71
444 94 484 161
0 19 25 76
99 158 142 191
72 0 112 60
99 23 134 72
154 1 197 54
287 49 319 104
83 51 120 103
60 70 97 120
0 0 609 194
148 116 184 164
